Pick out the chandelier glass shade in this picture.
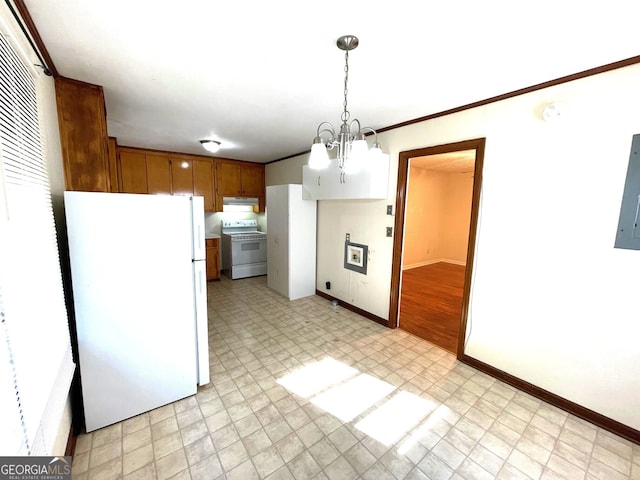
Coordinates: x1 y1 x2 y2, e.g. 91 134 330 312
308 35 384 174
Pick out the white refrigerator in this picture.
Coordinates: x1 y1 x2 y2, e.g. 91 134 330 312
64 191 210 432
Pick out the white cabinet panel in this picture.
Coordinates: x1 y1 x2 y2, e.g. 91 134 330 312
303 161 342 200
267 185 317 300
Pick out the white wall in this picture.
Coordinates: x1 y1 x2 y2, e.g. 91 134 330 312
265 156 307 186
440 172 473 262
403 169 446 266
403 169 473 268
265 64 640 431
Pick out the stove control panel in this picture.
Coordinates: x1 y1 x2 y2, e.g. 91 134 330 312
222 219 258 228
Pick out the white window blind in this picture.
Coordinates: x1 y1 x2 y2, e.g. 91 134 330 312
0 32 74 455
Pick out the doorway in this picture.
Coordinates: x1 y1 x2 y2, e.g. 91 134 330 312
388 138 485 358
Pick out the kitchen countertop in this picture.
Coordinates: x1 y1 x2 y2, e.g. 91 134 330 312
205 233 220 239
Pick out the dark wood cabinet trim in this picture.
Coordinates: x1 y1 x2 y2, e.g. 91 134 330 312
107 137 118 192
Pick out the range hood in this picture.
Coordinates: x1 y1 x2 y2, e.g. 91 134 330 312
222 197 259 207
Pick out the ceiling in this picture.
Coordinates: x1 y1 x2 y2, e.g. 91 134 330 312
412 151 475 173
23 0 640 164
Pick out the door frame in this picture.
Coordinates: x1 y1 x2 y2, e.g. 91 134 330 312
388 138 485 359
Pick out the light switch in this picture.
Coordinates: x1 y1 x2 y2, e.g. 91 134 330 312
386 227 392 237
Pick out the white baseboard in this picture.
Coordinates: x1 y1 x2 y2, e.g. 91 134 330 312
403 258 466 270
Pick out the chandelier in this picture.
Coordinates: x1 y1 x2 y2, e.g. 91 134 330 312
308 35 384 173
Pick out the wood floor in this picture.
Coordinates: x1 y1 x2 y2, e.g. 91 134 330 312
399 262 466 354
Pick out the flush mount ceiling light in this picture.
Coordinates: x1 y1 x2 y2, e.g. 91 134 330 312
308 35 384 174
200 140 221 153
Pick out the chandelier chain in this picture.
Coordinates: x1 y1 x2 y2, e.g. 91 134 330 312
341 50 350 123
309 35 385 172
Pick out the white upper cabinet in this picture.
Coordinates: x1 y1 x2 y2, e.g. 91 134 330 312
302 153 390 200
302 160 341 200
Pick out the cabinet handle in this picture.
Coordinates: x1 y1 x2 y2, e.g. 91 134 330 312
317 176 320 186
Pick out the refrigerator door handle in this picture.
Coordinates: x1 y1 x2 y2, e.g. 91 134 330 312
190 196 206 261
193 260 210 386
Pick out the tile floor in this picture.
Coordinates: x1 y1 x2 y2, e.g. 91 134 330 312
72 276 640 480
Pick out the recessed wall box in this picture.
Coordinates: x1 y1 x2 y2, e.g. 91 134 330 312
344 241 368 274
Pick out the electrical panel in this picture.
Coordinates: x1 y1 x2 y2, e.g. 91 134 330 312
614 134 640 250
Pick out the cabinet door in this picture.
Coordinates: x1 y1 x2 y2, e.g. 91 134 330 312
342 153 390 199
193 159 215 211
55 77 110 192
147 155 171 194
206 238 220 280
119 151 147 193
171 158 194 196
216 162 242 195
240 165 264 196
323 164 344 199
342 171 367 199
302 162 343 200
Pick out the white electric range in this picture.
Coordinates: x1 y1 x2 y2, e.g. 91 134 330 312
221 219 267 279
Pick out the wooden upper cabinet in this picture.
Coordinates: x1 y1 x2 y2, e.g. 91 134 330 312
216 160 264 197
114 146 216 211
170 158 194 196
146 155 171 194
119 151 147 193
119 150 170 194
193 159 215 212
216 162 242 196
241 164 265 197
173 157 215 212
55 77 110 192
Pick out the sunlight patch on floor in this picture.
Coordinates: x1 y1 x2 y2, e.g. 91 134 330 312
276 356 358 398
397 403 450 454
276 357 440 449
311 373 396 422
355 391 436 446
